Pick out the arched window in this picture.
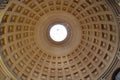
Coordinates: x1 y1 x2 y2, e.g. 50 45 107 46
112 68 120 80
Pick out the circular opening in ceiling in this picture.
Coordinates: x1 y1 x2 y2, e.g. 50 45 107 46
49 24 68 42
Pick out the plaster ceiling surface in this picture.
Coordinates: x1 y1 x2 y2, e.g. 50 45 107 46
0 0 119 80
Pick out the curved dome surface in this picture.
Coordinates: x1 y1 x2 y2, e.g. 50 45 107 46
0 0 120 80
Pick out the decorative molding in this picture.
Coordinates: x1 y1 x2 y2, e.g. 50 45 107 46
0 57 16 80
117 52 120 60
5 76 12 80
99 78 106 80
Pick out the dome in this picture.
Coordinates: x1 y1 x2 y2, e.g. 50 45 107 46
0 0 120 80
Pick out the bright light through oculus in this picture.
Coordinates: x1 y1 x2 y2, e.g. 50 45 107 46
50 24 67 42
